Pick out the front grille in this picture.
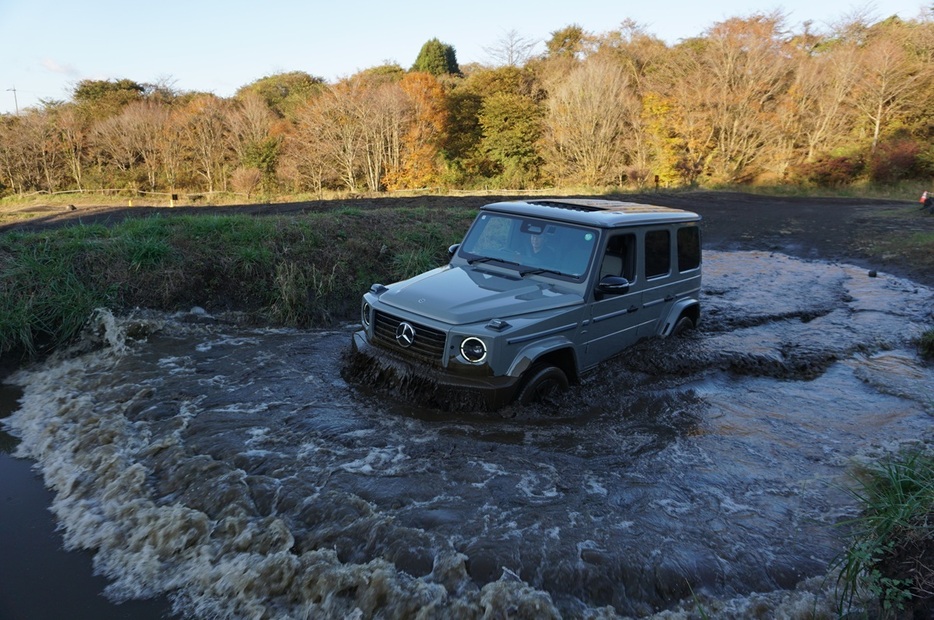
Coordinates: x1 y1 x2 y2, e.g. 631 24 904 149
373 311 447 366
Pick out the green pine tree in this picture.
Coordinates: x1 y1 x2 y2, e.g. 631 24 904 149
412 38 460 75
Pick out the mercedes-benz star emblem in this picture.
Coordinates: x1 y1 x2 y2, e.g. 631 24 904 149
395 321 416 348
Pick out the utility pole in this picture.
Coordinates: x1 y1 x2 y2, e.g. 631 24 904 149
7 86 18 114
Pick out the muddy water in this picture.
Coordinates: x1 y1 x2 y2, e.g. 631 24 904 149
2 250 933 619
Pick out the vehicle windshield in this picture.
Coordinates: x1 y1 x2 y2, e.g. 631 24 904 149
459 213 597 279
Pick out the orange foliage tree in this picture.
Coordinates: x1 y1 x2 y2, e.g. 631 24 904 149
384 72 448 190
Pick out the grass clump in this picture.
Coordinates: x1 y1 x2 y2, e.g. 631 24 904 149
0 206 477 363
836 449 934 618
0 226 116 357
920 329 934 360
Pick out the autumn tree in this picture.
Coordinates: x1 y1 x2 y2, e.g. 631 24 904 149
182 95 233 193
280 89 334 196
652 14 795 184
543 57 633 186
640 93 683 185
0 112 55 193
781 40 861 169
52 105 89 190
595 20 668 86
2 12 933 197
286 76 407 193
228 92 279 192
299 84 362 192
852 29 928 152
0 116 24 192
126 101 171 190
158 108 188 192
358 77 409 192
384 72 448 190
92 110 141 180
231 166 262 198
585 23 670 185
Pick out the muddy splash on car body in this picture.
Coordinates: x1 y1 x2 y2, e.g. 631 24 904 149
2 250 933 619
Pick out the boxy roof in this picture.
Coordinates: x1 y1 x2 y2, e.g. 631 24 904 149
481 198 701 228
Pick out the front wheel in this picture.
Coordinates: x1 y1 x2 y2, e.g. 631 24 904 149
516 364 568 405
671 316 695 336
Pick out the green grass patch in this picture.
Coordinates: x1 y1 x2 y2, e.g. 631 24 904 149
920 329 934 360
0 206 476 361
709 181 931 202
0 243 114 357
869 229 934 278
391 247 444 281
836 449 934 618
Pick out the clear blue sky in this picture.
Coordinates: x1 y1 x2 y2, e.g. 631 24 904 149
0 0 928 114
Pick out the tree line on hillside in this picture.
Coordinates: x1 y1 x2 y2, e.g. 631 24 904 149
1 13 932 200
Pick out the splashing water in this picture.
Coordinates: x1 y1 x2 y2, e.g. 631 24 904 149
3 251 933 619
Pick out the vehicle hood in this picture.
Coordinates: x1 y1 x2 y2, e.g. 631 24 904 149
379 265 583 325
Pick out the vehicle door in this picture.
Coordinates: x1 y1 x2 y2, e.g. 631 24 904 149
637 228 678 338
582 232 645 368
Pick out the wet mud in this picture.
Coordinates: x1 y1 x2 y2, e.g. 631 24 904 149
2 250 933 619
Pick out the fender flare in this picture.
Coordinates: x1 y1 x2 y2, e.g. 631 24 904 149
658 298 700 338
506 335 578 378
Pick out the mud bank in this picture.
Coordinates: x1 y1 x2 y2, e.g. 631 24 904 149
2 250 933 619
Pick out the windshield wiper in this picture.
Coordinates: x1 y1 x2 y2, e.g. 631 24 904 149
519 267 566 278
469 256 525 268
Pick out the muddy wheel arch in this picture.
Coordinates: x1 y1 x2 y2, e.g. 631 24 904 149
660 301 700 338
507 338 580 384
515 363 569 404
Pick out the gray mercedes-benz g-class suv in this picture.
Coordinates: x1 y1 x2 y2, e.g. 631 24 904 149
351 198 701 409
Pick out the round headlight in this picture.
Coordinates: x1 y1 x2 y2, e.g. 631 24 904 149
460 337 487 364
361 302 372 328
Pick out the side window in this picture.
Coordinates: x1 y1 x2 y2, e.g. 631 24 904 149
644 230 670 279
600 234 636 281
677 226 701 272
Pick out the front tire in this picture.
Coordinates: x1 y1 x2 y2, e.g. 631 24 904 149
516 364 568 405
672 316 694 336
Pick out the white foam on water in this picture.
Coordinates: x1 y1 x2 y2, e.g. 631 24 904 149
339 446 408 476
5 336 567 619
5 255 931 619
195 336 261 353
517 471 561 501
583 474 609 497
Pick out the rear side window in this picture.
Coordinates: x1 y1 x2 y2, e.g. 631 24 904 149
677 226 701 272
644 230 670 279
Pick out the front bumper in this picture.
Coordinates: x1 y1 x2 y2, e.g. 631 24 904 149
346 330 521 411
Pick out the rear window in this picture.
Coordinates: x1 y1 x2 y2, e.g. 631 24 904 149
644 230 670 279
677 226 701 272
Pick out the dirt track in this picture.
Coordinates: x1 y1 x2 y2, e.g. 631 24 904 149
3 191 932 287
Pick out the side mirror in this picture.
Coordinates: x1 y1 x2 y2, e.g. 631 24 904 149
448 243 460 260
596 275 631 296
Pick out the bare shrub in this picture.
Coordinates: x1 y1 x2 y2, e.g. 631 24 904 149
231 166 262 198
